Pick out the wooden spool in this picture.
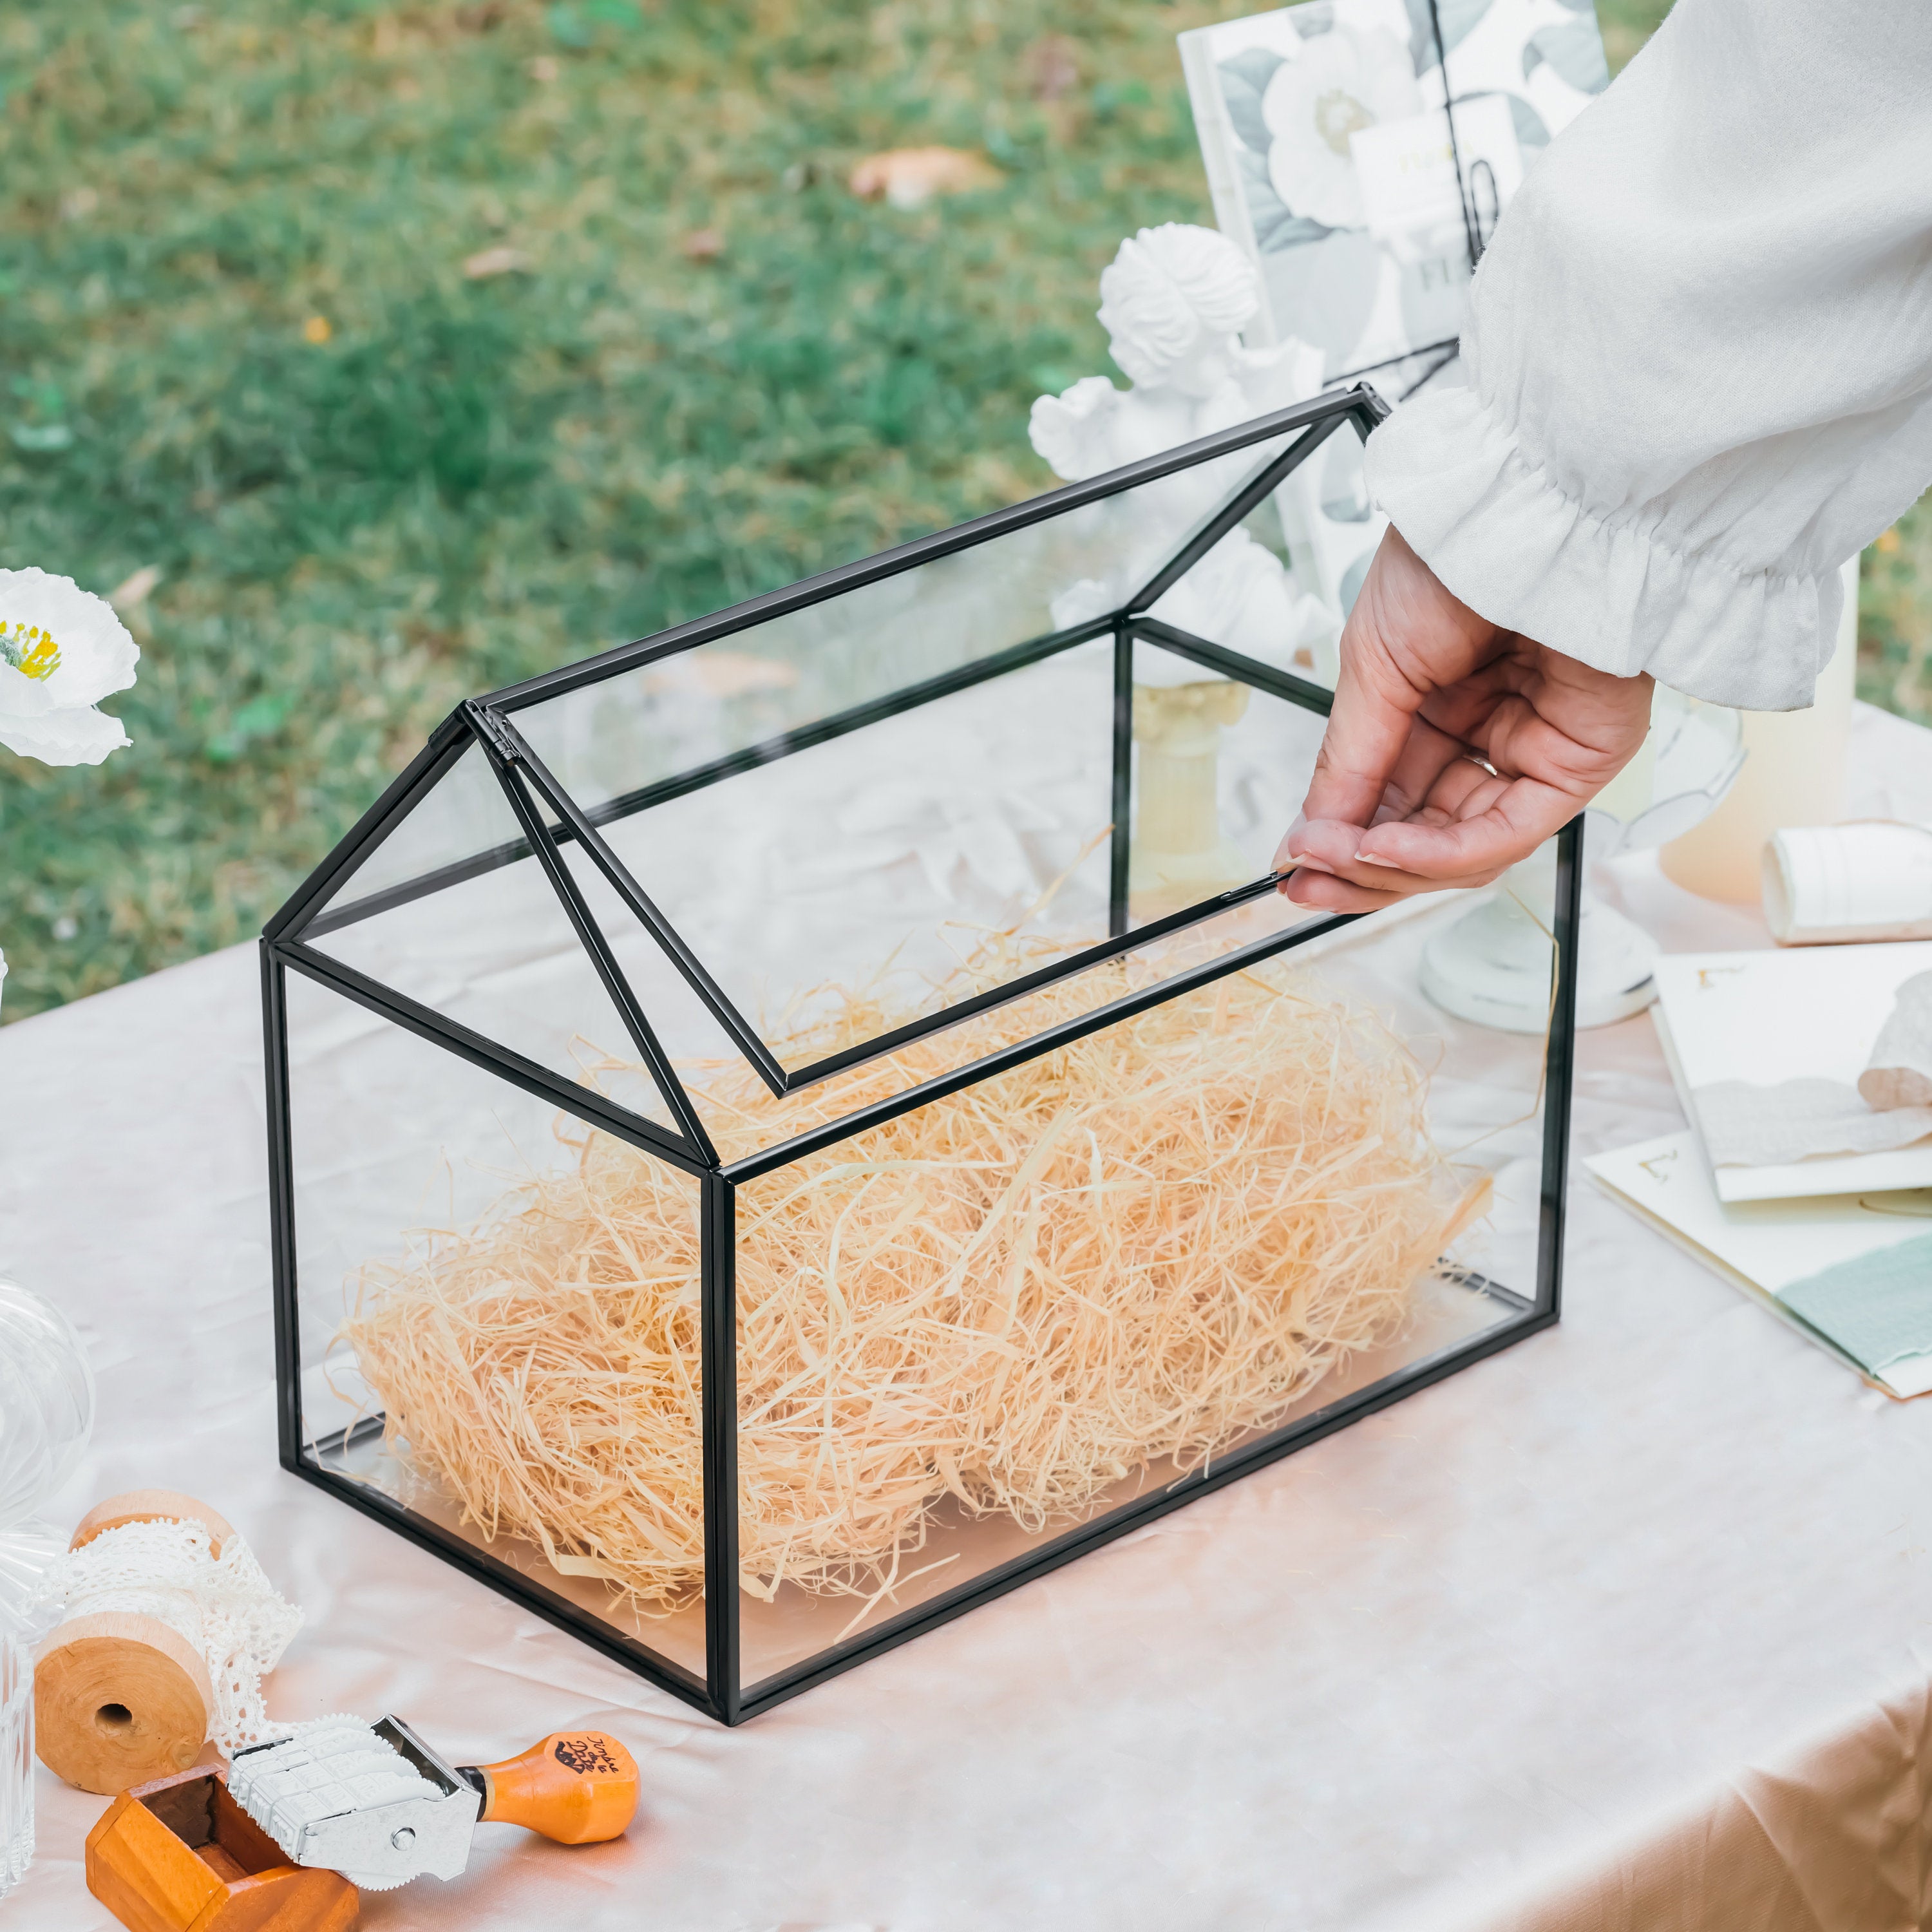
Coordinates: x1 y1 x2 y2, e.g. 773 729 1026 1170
37 1491 236 1797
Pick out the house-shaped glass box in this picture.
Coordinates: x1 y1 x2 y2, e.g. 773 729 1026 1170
263 387 1580 1724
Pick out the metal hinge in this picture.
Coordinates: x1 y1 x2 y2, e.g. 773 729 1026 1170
462 699 522 764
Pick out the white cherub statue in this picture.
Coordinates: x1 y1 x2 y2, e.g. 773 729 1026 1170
1027 225 1336 912
1028 223 1332 668
1034 223 1321 464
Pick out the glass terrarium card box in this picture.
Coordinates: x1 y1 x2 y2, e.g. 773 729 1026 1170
261 388 1582 1724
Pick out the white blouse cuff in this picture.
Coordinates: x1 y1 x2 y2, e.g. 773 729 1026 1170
1361 385 1840 712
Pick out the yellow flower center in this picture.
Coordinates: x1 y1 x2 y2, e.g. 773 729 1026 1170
1314 88 1375 158
0 621 60 681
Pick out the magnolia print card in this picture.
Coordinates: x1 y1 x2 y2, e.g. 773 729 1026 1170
1180 0 1610 623
1179 0 1609 377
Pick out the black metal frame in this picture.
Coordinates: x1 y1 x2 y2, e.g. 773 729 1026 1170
261 384 1582 1725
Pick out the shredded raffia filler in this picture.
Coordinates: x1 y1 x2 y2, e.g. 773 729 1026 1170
343 932 1486 1615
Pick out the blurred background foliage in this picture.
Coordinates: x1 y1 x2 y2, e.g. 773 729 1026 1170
0 0 1924 1019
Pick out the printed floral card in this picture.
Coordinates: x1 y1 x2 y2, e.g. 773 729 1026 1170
1179 0 1610 378
1179 0 1608 631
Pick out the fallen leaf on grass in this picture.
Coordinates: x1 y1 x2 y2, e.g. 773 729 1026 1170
109 565 164 641
680 228 725 261
849 147 1002 211
108 565 163 614
463 245 533 279
1025 35 1079 102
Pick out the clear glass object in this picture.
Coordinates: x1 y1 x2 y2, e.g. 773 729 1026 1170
264 389 1583 1723
0 1278 97 1895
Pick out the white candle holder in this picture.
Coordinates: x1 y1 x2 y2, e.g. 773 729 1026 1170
1423 690 1745 1032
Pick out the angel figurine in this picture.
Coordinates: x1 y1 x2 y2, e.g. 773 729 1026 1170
1029 225 1335 909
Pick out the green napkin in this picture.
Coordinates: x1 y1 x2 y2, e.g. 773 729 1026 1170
1781 1231 1932 1374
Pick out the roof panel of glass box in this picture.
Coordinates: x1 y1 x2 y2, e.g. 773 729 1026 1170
296 739 693 1141
283 393 1376 1150
498 402 1350 815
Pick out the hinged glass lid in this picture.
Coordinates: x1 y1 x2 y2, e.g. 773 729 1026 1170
279 391 1381 1117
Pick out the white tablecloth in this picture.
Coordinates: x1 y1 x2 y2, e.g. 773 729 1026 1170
5 703 1931 1932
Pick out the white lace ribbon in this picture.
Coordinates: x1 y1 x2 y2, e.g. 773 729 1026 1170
37 1518 303 1752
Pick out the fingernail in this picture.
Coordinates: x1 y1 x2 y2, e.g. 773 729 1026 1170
1285 813 1307 845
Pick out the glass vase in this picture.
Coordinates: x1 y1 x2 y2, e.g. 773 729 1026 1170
0 1626 28 1893
0 1280 96 1902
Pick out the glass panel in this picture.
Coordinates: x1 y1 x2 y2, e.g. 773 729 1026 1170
1139 501 1343 688
574 646 1117 1079
732 870 1557 1692
1274 425 1381 658
1124 633 1327 923
569 820 1356 1161
538 627 1335 1097
283 969 708 1689
305 742 522 926
301 766 685 1137
508 422 1319 820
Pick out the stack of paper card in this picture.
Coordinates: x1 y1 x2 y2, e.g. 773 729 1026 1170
1590 943 1932 1396
1588 1133 1932 1397
1652 944 1932 1201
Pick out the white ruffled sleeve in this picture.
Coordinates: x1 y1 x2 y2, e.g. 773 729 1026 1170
1363 0 1932 711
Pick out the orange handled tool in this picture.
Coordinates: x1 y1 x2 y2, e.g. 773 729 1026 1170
459 1730 639 1846
228 1716 641 1891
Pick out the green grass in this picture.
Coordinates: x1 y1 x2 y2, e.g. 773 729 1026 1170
0 0 1228 1017
0 0 1923 1021
1596 0 1669 72
1861 509 1932 724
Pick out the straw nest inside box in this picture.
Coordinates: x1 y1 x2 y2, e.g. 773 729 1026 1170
342 931 1484 1613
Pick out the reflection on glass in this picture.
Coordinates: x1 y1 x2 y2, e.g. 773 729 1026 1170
268 392 1573 1721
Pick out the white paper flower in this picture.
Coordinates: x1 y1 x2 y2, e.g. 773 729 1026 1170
0 568 138 766
1262 26 1423 231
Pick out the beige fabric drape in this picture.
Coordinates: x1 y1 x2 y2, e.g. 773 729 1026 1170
1468 1683 1932 1932
5 705 1932 1930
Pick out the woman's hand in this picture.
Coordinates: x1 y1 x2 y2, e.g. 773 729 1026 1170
1276 527 1654 913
